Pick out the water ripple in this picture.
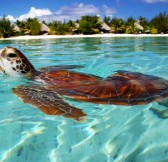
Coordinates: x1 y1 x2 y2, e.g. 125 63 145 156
0 37 168 162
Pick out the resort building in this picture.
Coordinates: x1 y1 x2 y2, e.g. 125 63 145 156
41 23 50 35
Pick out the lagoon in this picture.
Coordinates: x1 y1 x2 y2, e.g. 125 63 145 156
0 37 168 162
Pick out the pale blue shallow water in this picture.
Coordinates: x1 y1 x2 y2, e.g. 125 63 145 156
0 37 168 162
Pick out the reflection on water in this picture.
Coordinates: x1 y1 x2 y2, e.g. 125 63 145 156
0 37 168 162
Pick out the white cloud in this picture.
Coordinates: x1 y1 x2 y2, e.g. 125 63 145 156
52 3 100 21
143 0 168 3
57 3 99 15
5 3 116 22
18 7 52 21
5 15 16 22
102 5 116 18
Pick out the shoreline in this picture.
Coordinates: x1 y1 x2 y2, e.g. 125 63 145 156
0 33 168 40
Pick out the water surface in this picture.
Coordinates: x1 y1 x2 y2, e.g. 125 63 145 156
0 37 168 162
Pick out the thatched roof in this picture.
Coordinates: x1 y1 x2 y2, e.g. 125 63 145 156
13 25 20 32
74 23 79 29
145 30 150 33
134 22 144 30
41 23 50 32
101 22 111 31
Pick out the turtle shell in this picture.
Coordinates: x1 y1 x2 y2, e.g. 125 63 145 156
12 69 168 121
34 70 168 106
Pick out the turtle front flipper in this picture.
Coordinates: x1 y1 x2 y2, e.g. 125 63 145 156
12 85 86 121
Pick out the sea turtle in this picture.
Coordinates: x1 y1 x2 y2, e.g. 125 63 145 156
0 46 168 120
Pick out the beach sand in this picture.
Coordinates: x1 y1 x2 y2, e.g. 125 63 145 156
0 33 168 40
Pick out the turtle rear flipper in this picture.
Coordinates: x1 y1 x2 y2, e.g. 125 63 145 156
12 85 86 121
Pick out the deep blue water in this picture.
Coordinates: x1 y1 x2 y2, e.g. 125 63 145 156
0 37 168 162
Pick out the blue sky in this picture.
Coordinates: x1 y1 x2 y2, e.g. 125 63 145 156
0 0 168 22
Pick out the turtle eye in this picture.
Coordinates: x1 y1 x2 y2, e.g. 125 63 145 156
7 53 17 58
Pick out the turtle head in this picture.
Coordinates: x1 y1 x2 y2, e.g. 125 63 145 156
0 46 36 76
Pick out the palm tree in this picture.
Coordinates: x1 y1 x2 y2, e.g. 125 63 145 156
138 16 150 33
78 15 102 34
0 16 14 38
26 18 41 35
103 16 111 26
66 20 76 33
125 17 138 34
16 20 28 34
110 18 125 33
150 12 168 33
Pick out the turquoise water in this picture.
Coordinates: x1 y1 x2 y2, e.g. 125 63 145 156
0 37 168 162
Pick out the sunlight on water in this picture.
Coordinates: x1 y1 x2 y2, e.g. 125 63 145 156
0 37 168 162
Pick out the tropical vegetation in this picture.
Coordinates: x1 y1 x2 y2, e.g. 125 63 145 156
16 18 42 35
0 11 167 38
0 16 14 38
78 15 102 34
